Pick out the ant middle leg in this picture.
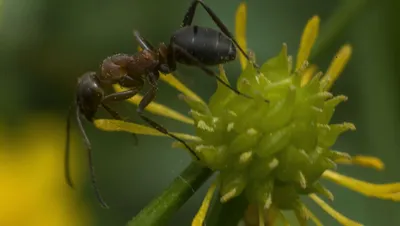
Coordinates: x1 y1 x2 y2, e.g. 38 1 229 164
181 0 258 68
137 71 200 160
102 87 141 103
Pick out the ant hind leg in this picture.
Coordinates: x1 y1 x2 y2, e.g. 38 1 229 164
137 71 200 160
181 0 258 68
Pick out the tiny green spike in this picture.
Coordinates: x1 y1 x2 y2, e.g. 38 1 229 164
194 144 229 170
245 179 274 208
189 110 213 123
190 110 227 145
209 65 237 116
260 44 290 82
248 157 279 180
288 55 293 73
304 72 323 94
219 171 247 203
327 150 352 161
307 91 333 103
228 128 261 154
275 146 310 182
298 147 335 184
233 98 269 132
297 171 307 189
179 94 211 115
229 151 254 171
317 122 356 148
291 119 318 151
313 181 334 201
238 151 253 166
237 62 266 96
261 85 296 132
224 96 256 123
294 202 309 226
255 125 292 158
318 95 348 124
322 157 337 170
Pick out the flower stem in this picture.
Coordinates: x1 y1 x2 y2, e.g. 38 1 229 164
127 161 213 226
205 193 249 226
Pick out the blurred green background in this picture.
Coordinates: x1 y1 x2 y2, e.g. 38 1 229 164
0 0 399 225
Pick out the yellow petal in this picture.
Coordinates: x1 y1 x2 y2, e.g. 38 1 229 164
309 194 363 226
264 205 279 225
160 73 205 104
320 44 352 91
113 85 194 125
323 170 400 201
303 206 323 226
94 119 201 142
192 180 217 226
301 65 318 87
235 2 248 70
258 205 265 226
335 155 385 171
296 16 320 71
277 210 290 226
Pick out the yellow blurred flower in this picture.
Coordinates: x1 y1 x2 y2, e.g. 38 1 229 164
0 114 92 226
93 2 399 226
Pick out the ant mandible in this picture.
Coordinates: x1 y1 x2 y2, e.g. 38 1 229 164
65 0 263 209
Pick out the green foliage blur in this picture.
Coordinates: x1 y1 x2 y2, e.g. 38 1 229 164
0 0 399 225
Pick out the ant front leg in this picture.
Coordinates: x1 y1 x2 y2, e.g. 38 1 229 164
102 86 142 144
136 70 200 160
102 86 141 103
74 104 109 208
101 103 139 145
182 0 259 68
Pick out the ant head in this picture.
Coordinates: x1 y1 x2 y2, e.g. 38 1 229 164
76 71 105 122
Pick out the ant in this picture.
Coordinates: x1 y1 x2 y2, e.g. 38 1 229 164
65 0 263 209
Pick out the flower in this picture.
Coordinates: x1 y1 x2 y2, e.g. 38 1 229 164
94 2 400 226
0 114 92 226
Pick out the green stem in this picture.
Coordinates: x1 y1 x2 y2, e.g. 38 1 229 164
127 161 213 226
205 193 248 226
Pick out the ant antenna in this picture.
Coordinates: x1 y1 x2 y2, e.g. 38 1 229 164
69 103 109 209
64 103 74 188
